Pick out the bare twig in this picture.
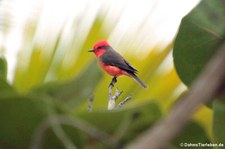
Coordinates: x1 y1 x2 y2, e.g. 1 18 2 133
108 78 115 110
107 77 132 110
116 95 132 109
88 95 94 112
108 87 123 110
88 76 132 110
108 77 120 110
126 41 225 149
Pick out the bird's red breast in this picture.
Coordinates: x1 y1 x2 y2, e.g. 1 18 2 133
99 61 129 77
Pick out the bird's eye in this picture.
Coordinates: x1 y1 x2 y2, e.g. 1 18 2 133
97 46 102 49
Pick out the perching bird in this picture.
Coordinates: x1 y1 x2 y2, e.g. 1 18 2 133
88 40 147 88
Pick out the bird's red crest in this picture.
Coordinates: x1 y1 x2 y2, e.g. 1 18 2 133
93 40 110 49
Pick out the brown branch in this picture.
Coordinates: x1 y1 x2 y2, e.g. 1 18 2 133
126 41 225 149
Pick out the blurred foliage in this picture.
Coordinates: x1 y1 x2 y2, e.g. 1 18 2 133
174 0 225 147
212 100 225 146
0 94 52 148
172 121 213 149
0 0 223 148
0 57 7 81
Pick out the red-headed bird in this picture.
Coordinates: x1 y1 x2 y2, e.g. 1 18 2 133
88 40 147 88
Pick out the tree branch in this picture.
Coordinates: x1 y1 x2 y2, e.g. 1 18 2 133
126 41 225 149
116 95 132 109
108 77 132 110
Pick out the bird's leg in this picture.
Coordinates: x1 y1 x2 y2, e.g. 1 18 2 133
109 76 117 88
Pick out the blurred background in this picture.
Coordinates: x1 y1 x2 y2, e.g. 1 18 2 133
1 0 215 148
0 0 199 105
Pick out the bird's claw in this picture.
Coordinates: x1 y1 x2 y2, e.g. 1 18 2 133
109 77 117 88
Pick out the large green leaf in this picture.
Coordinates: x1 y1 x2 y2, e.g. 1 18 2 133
0 95 51 148
0 93 85 149
173 0 225 86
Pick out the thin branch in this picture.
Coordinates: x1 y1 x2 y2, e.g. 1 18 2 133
108 77 121 110
88 95 94 112
108 87 123 110
116 95 132 109
108 76 133 110
126 41 225 149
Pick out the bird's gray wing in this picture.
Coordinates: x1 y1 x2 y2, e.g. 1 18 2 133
99 47 137 73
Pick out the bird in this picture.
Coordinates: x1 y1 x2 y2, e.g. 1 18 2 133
88 40 147 88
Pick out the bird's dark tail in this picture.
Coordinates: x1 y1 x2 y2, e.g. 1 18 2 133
129 73 147 88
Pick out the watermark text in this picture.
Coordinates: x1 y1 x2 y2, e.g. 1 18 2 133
179 142 224 148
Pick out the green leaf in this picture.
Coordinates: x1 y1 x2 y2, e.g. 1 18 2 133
0 80 13 91
0 57 7 81
77 101 161 148
32 60 103 108
0 95 52 148
0 57 14 91
173 0 225 86
0 93 84 149
41 125 83 149
212 100 225 146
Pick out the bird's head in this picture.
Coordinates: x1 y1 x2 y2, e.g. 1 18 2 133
88 40 110 57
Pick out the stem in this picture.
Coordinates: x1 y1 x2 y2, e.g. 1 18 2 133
88 95 94 112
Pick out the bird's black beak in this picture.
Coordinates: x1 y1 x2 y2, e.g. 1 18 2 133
88 49 94 52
